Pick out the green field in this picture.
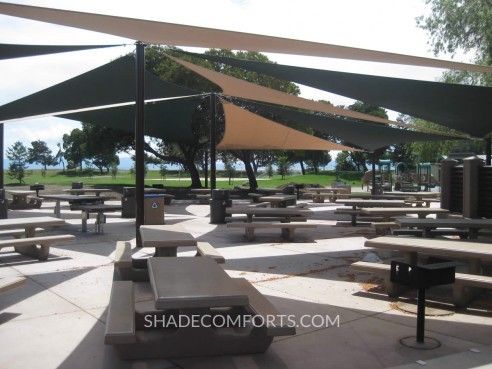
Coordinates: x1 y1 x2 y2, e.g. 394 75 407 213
4 169 364 189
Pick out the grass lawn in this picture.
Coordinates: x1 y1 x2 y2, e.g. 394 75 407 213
4 169 364 189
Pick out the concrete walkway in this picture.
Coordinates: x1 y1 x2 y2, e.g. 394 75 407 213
0 198 491 369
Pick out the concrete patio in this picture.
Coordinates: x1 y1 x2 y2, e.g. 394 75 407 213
0 196 491 369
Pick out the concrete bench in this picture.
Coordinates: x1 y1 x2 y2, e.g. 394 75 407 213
113 241 149 282
225 216 307 223
233 278 296 336
392 228 469 238
71 204 122 233
194 194 210 204
351 261 492 307
248 193 264 203
0 234 76 260
0 276 27 293
227 222 317 241
334 208 381 226
104 280 137 345
196 241 225 264
27 196 43 209
371 222 399 235
0 228 45 238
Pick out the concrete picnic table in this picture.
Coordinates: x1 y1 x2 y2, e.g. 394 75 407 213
105 256 291 359
258 194 297 208
62 188 112 196
225 206 313 223
359 207 449 221
39 194 112 218
336 199 408 209
395 218 492 239
386 191 440 206
304 187 349 202
365 236 492 274
5 189 40 209
139 224 197 256
148 257 248 309
334 199 408 226
0 216 66 237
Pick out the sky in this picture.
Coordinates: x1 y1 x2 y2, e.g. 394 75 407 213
0 0 473 166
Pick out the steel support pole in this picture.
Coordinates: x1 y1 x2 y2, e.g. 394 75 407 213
371 154 376 195
135 42 146 246
210 93 217 190
486 137 491 166
416 288 426 343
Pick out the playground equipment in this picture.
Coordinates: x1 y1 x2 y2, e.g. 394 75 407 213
361 160 393 193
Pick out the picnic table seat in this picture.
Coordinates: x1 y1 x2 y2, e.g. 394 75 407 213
0 234 76 260
0 228 45 238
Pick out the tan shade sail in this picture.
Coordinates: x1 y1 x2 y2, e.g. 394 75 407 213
218 101 359 151
166 55 458 136
0 2 491 73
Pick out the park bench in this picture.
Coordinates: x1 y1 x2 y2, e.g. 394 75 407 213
227 222 317 241
0 234 76 260
351 260 492 307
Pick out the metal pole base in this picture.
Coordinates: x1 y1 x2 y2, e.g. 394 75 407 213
400 336 441 350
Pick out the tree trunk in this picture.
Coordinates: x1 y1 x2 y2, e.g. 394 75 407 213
300 160 305 175
244 159 258 190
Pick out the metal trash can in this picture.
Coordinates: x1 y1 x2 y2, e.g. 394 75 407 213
0 189 7 219
144 194 165 225
121 187 136 218
210 189 231 224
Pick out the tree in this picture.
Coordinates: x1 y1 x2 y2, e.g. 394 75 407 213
276 155 291 179
416 0 492 86
62 129 87 170
7 141 29 184
28 140 54 171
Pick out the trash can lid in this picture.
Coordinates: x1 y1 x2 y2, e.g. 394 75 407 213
144 194 166 198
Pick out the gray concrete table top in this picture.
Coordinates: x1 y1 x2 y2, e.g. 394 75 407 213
148 257 249 309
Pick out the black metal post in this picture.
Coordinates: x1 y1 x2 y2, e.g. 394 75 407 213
210 93 217 190
486 137 491 166
416 288 426 343
204 150 209 188
371 153 376 196
135 42 146 247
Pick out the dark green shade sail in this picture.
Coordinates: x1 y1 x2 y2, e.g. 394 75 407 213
185 51 492 138
238 100 460 151
0 55 203 143
0 43 123 60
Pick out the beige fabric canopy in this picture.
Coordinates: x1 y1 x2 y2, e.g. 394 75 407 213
218 100 359 151
166 55 460 137
0 2 491 74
